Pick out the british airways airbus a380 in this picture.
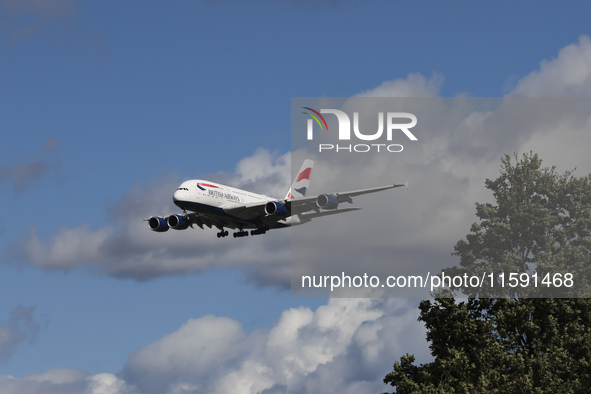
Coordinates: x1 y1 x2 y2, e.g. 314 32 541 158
146 160 407 238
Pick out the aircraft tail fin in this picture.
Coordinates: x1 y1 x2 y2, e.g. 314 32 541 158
286 159 314 199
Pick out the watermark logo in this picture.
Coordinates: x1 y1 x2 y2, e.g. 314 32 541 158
303 107 417 153
302 107 329 137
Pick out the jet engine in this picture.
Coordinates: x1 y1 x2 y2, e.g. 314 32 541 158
147 216 169 232
265 201 288 216
167 214 190 230
316 194 339 210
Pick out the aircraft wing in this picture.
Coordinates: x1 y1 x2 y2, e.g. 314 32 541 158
299 207 361 219
198 182 407 225
221 201 269 220
288 182 408 215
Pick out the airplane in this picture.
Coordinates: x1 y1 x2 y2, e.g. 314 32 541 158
146 160 407 238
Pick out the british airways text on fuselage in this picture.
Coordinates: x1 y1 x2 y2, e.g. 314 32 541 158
208 189 241 203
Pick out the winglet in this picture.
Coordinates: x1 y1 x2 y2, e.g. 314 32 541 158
404 181 409 190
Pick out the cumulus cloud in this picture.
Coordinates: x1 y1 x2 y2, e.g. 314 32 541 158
207 147 291 198
0 369 134 394
3 17 591 394
501 35 591 175
120 298 427 394
85 373 135 394
0 299 427 394
4 149 293 286
356 72 443 97
292 96 589 296
2 32 591 394
509 35 591 97
23 73 438 292
0 305 43 363
7 47 591 294
123 315 245 392
289 39 591 296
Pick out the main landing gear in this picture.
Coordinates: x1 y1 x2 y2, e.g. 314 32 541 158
250 228 267 236
233 230 249 238
217 230 229 238
217 227 269 239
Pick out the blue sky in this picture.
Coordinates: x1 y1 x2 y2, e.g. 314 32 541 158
1 1 591 393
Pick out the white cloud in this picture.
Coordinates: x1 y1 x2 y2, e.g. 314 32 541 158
0 369 134 394
356 72 443 97
2 31 591 394
25 368 88 385
4 149 293 286
119 298 428 394
7 55 591 295
504 34 591 174
123 315 245 392
84 373 134 394
290 51 591 296
21 225 112 271
0 369 109 394
0 299 427 394
509 35 591 97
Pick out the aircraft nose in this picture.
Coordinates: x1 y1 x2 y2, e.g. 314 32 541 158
173 190 181 203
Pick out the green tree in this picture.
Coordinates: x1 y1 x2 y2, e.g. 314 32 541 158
384 153 591 393
447 152 591 297
384 298 591 393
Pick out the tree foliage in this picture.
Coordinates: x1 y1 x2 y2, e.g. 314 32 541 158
384 153 591 393
384 298 591 393
447 152 591 297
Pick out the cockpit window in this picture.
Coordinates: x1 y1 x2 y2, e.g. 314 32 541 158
176 187 189 191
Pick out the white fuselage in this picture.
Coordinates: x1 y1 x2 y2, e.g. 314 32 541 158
173 180 273 210
171 180 299 230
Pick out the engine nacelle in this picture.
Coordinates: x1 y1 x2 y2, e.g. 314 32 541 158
265 201 289 216
316 194 339 210
167 214 190 230
147 216 169 232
